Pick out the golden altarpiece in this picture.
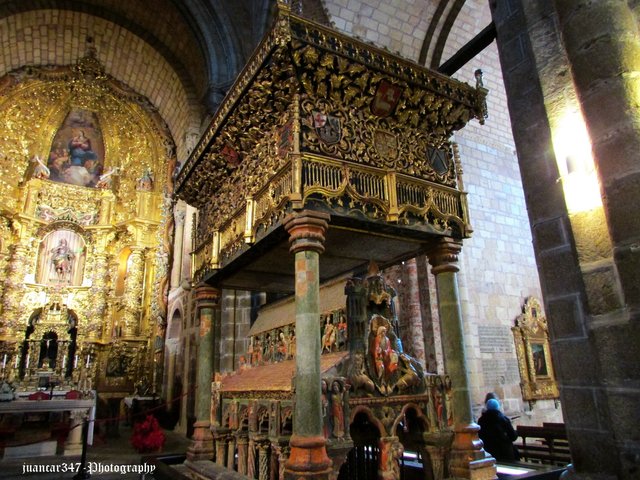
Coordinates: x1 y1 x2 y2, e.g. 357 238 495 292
0 48 175 401
177 4 491 480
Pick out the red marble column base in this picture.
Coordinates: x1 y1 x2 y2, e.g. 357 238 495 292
449 423 496 480
186 421 215 461
284 435 333 480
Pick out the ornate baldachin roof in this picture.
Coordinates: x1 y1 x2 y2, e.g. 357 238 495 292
175 6 487 207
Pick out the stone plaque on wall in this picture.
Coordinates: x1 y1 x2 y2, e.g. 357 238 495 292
478 325 514 354
482 358 520 386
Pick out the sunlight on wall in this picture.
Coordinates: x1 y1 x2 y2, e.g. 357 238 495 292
552 110 602 213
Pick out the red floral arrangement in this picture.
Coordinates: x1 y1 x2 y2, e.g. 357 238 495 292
130 414 165 453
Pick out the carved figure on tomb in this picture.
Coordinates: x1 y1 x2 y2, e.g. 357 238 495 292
336 313 348 349
349 353 375 394
365 314 425 396
287 330 296 358
276 331 288 361
322 316 336 353
330 380 345 439
321 379 329 438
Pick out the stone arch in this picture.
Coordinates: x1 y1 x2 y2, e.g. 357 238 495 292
349 404 386 437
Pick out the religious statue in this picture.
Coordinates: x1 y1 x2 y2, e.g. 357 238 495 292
321 379 329 438
330 380 345 439
321 316 336 353
50 238 75 283
31 155 50 179
349 353 375 394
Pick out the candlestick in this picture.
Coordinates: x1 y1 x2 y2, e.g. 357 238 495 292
86 354 90 368
14 355 18 369
62 355 66 370
2 354 6 369
74 355 78 369
26 353 30 369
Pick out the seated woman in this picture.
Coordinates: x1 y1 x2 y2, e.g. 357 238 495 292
478 398 520 462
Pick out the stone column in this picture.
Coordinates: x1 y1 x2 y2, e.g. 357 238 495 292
427 237 495 479
283 210 332 480
215 433 227 466
227 435 237 470
237 435 249 475
551 2 640 478
186 285 220 461
64 410 86 455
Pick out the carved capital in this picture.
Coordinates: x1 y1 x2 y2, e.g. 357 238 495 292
283 210 330 254
427 237 462 275
194 284 221 305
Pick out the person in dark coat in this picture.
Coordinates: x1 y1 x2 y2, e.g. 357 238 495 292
478 398 520 462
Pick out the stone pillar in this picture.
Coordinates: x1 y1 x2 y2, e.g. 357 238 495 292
215 433 227 466
490 1 640 478
283 210 332 480
427 237 495 479
64 410 86 455
186 285 220 461
237 435 249 475
551 2 640 478
227 435 237 470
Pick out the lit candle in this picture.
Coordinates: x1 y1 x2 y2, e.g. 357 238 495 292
86 354 90 368
74 355 78 368
2 354 6 369
62 355 66 370
14 355 19 369
26 353 30 369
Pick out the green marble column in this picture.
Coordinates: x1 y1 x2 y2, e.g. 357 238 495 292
187 284 220 461
428 237 495 479
283 210 332 480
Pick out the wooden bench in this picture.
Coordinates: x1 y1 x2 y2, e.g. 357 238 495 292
515 424 571 467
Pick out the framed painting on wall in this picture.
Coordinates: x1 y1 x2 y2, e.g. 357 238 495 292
512 297 559 402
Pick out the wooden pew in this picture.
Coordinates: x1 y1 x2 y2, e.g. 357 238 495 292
515 424 571 467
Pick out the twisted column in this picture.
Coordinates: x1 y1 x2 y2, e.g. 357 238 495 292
283 211 332 480
427 237 495 478
186 285 220 461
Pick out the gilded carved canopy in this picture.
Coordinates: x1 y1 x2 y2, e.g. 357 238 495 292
177 5 487 288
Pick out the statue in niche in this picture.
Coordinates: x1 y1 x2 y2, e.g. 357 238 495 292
37 230 86 286
50 238 75 283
